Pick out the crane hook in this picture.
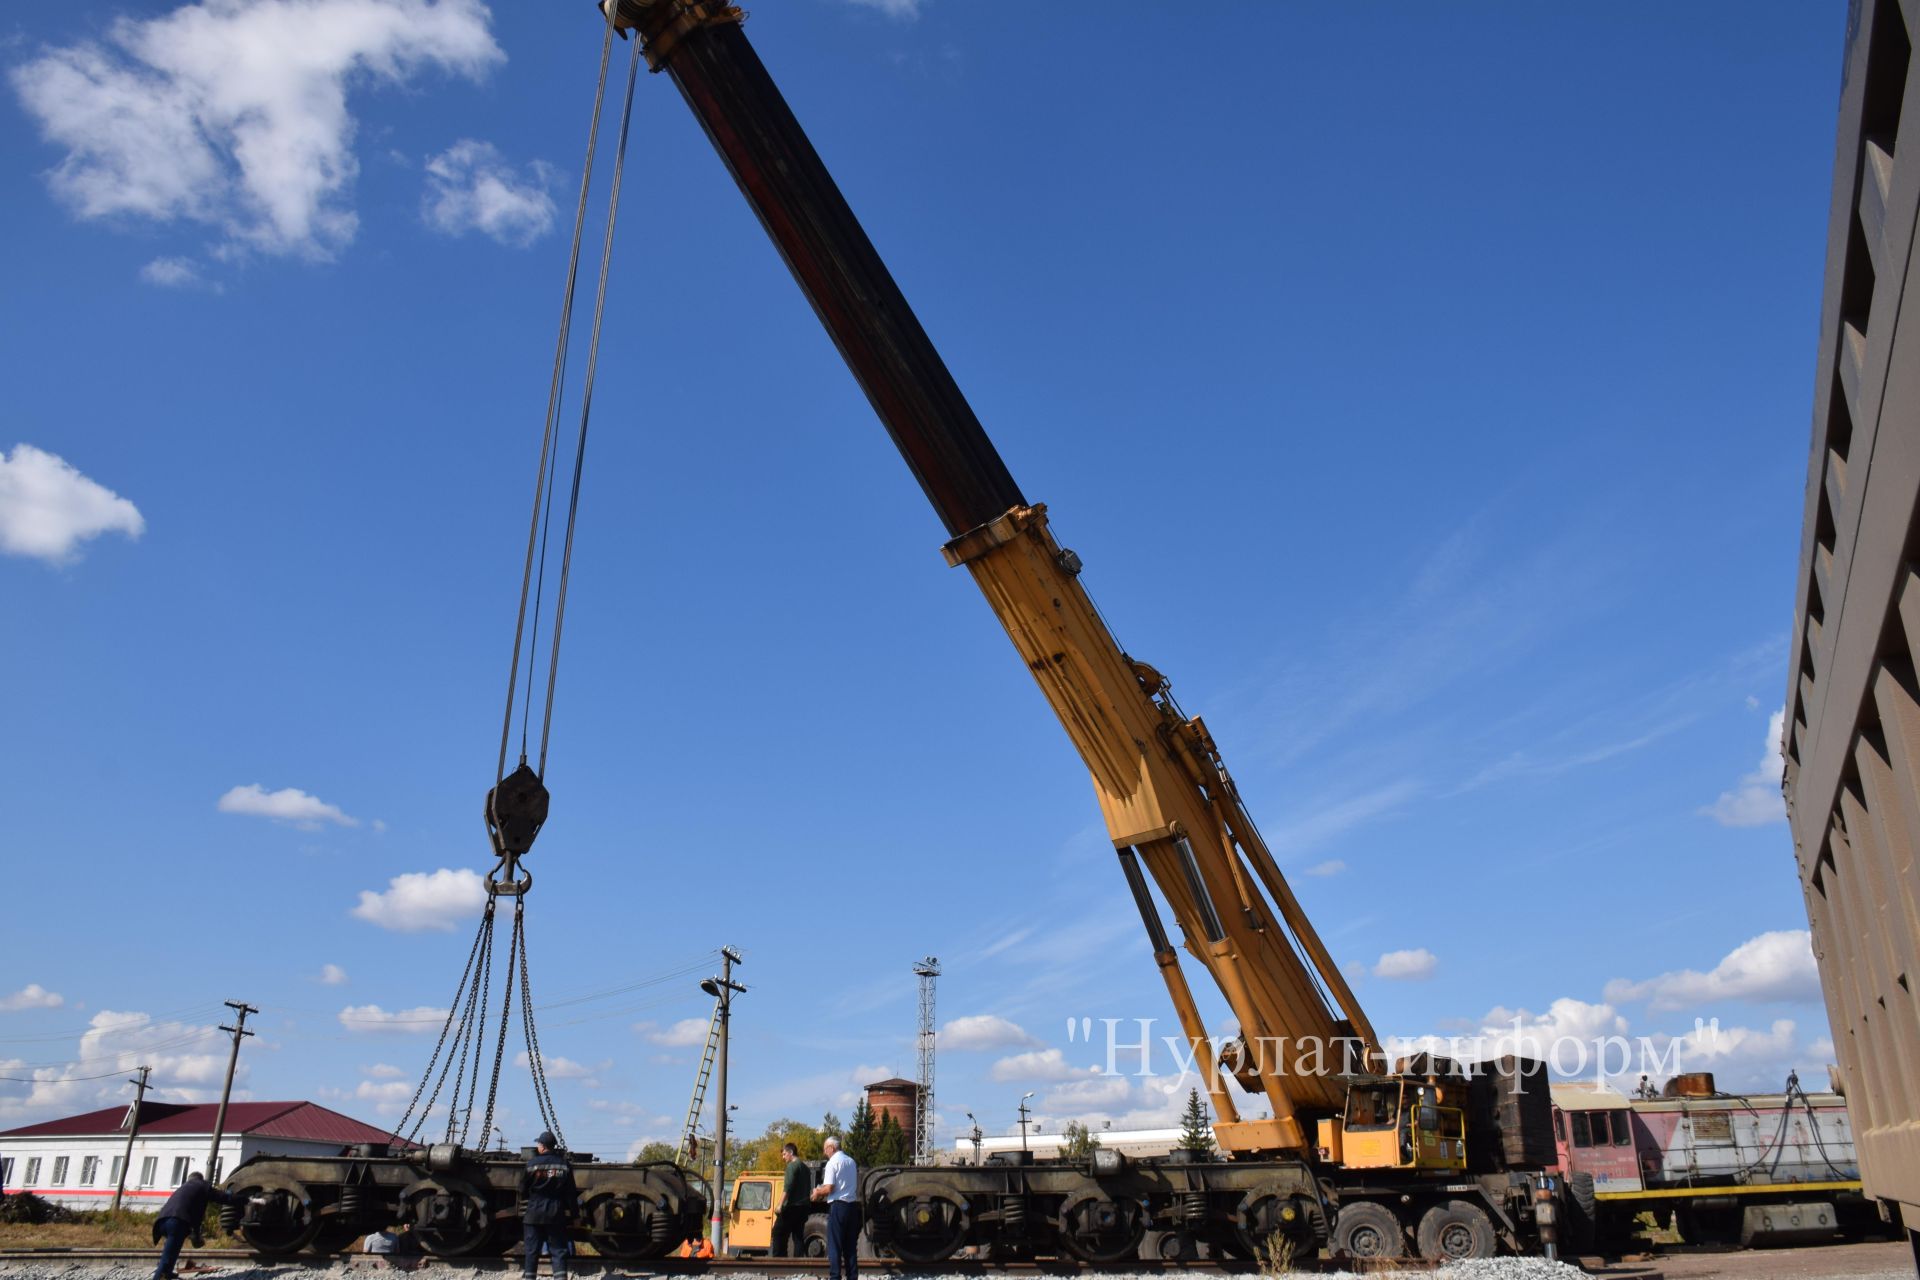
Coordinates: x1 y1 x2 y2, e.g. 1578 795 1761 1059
485 762 549 896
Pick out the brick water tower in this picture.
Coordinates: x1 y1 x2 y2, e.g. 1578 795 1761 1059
864 1078 918 1154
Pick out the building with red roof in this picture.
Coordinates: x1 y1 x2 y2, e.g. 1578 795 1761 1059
0 1100 396 1211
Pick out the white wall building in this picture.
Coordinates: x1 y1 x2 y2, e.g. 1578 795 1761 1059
0 1100 398 1212
947 1127 1191 1163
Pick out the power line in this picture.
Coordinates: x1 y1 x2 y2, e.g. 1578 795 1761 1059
0 1003 227 1045
0 1066 141 1084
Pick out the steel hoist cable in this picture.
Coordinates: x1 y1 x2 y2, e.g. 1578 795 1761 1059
396 13 641 1153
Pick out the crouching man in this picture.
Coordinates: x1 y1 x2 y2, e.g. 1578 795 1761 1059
151 1171 244 1280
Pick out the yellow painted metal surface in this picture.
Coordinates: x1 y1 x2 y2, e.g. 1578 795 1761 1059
952 505 1376 1151
725 1174 781 1251
1595 1180 1863 1202
1316 1117 1344 1164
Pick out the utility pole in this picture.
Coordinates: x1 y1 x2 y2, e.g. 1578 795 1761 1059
700 946 745 1255
112 1066 151 1211
912 957 939 1165
1017 1092 1034 1157
205 1000 257 1182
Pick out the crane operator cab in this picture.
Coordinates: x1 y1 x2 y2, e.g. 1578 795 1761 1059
1321 1077 1467 1173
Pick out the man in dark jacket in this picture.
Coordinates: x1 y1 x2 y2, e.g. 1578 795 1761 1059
151 1171 244 1280
519 1131 579 1280
770 1142 814 1257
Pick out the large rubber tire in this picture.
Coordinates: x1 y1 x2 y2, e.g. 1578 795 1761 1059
1332 1200 1406 1260
1565 1171 1598 1252
1416 1200 1497 1261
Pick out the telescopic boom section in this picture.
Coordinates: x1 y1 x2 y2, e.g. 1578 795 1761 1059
610 0 1379 1155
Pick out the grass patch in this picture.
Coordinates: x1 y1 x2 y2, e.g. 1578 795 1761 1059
0 1203 242 1251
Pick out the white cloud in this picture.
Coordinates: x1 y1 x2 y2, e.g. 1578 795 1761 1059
1701 708 1787 827
0 985 65 1012
1302 859 1346 878
365 1062 406 1078
0 1009 245 1125
0 444 145 564
513 1051 604 1081
1373 948 1437 981
139 256 217 290
1604 931 1821 1013
351 868 485 931
11 0 502 261
337 1004 449 1033
317 963 349 986
1388 997 1632 1074
989 1048 1093 1083
843 0 922 17
641 1018 710 1048
940 1014 1037 1052
421 139 556 246
219 783 358 829
1042 1074 1132 1112
1267 781 1420 854
1661 1018 1800 1074
355 1079 411 1102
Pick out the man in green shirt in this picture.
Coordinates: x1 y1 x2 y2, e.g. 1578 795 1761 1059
771 1142 814 1257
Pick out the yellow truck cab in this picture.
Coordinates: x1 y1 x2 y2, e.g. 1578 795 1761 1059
725 1163 827 1257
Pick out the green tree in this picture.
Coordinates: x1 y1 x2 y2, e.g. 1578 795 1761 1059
873 1112 910 1166
844 1099 879 1166
1061 1119 1101 1160
1178 1087 1215 1155
631 1140 678 1164
820 1111 844 1142
734 1118 826 1171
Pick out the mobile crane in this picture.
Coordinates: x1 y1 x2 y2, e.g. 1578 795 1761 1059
604 0 1564 1264
220 3 1565 1265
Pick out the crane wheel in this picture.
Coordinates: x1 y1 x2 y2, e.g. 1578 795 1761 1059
1332 1201 1406 1259
1564 1172 1598 1252
399 1176 493 1257
1416 1200 1496 1261
1057 1192 1145 1264
231 1177 321 1255
874 1191 969 1264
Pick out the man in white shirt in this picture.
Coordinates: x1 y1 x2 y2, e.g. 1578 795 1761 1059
810 1135 860 1280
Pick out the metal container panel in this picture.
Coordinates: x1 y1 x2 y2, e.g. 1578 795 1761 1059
1784 0 1920 1232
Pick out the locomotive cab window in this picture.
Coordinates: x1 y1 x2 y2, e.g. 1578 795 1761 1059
737 1180 773 1212
1569 1111 1631 1148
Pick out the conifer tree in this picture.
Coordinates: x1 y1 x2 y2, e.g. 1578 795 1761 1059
874 1112 911 1166
845 1098 879 1166
1178 1087 1215 1154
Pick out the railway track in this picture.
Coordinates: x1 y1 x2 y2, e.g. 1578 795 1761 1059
0 1248 1513 1275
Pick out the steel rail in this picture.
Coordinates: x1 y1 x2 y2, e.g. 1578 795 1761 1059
0 1248 1476 1274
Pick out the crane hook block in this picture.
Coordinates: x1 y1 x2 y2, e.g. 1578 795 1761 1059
486 763 550 860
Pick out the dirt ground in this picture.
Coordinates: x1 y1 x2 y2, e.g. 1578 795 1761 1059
1588 1240 1915 1279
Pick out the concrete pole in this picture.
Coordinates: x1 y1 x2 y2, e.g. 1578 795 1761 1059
702 946 743 1255
111 1066 151 1213
205 1001 256 1182
712 949 731 1255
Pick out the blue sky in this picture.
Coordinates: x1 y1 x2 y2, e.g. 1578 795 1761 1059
1 1 1848 1155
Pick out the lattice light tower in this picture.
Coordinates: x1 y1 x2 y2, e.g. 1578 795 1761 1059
913 956 939 1165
